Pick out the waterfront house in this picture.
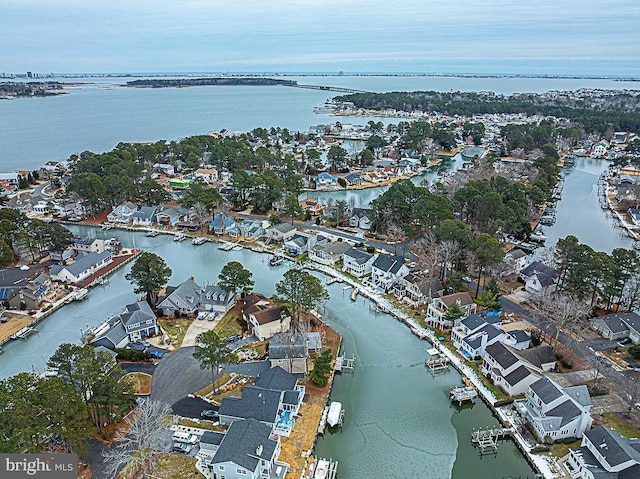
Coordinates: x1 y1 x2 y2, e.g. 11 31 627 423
308 240 351 266
425 292 477 330
197 418 286 479
348 207 372 230
154 206 183 227
156 278 236 317
49 250 112 284
91 300 158 348
284 232 325 256
590 311 640 344
502 248 529 276
629 208 640 226
592 141 609 157
72 237 106 254
266 222 296 243
237 220 265 240
242 293 291 341
50 244 75 263
131 205 157 226
107 202 138 223
0 172 20 186
342 247 376 277
210 212 236 235
219 386 283 428
566 426 640 479
345 173 363 186
8 277 49 311
515 377 593 442
370 255 410 292
300 197 324 216
253 366 305 415
482 342 556 396
269 332 308 374
152 163 175 176
520 261 558 295
315 172 338 188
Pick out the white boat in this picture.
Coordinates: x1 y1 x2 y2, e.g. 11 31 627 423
10 326 38 340
146 230 159 237
232 244 242 250
101 223 114 230
530 232 547 242
313 460 330 479
174 233 187 242
326 401 343 428
192 237 207 245
73 288 89 301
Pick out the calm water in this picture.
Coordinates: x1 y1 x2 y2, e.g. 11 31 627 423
0 226 534 479
3 75 640 172
544 157 633 253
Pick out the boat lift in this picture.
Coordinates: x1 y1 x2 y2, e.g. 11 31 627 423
334 354 355 373
471 427 513 453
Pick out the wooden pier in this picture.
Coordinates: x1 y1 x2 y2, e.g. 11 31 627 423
307 457 338 479
425 356 449 373
471 427 513 453
350 288 359 301
334 354 355 373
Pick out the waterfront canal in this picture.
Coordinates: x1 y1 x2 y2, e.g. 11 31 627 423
0 226 535 479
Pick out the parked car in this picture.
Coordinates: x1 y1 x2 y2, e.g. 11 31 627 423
172 442 192 454
149 350 163 359
224 334 242 343
200 409 219 420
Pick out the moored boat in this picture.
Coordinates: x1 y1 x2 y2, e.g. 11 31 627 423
146 230 159 237
326 401 343 428
269 255 284 266
192 236 207 245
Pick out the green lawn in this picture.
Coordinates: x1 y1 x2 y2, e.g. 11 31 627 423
213 308 245 338
601 412 640 438
158 318 193 347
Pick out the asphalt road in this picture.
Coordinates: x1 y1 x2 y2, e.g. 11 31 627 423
150 347 213 405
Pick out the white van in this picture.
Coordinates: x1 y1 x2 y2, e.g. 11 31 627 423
172 431 199 444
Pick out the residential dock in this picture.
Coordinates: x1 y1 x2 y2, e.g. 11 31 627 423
471 427 514 453
450 385 478 405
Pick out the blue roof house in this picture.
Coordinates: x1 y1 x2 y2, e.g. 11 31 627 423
210 213 236 235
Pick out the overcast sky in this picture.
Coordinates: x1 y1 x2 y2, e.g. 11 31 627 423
2 0 639 75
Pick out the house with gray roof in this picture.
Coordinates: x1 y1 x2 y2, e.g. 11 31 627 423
342 247 376 277
198 418 287 479
520 261 558 295
49 250 112 284
219 386 283 427
254 366 305 417
198 431 226 458
269 332 308 374
131 205 157 226
348 207 371 230
370 255 409 292
515 377 592 441
266 222 296 243
309 240 352 266
156 278 236 317
283 232 320 256
209 212 236 235
482 342 556 396
107 202 138 223
567 426 640 479
425 292 477 330
591 312 640 344
91 300 158 349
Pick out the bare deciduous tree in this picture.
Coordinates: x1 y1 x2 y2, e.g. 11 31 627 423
103 399 172 479
528 290 591 351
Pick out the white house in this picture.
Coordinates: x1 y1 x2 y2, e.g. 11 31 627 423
284 232 324 256
107 202 139 223
266 222 296 243
49 250 112 284
592 141 609 157
520 261 558 295
72 237 106 254
370 255 409 292
90 301 158 349
515 377 593 442
566 426 640 479
348 208 372 230
482 342 556 396
197 418 286 479
502 248 529 276
131 206 157 226
156 278 236 317
193 168 219 184
242 293 291 341
308 241 352 266
342 248 376 277
425 292 477 330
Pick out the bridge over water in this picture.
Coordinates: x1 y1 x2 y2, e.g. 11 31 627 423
288 83 367 94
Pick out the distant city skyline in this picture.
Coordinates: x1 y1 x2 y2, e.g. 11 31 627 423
2 0 639 76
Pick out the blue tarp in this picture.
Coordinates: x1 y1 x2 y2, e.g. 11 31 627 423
486 310 502 317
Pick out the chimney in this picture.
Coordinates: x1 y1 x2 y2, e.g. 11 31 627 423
256 444 263 455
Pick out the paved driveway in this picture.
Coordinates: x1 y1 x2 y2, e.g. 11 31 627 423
171 396 217 419
150 347 213 405
181 317 222 347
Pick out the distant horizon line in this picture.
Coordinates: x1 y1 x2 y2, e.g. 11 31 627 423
3 71 640 81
